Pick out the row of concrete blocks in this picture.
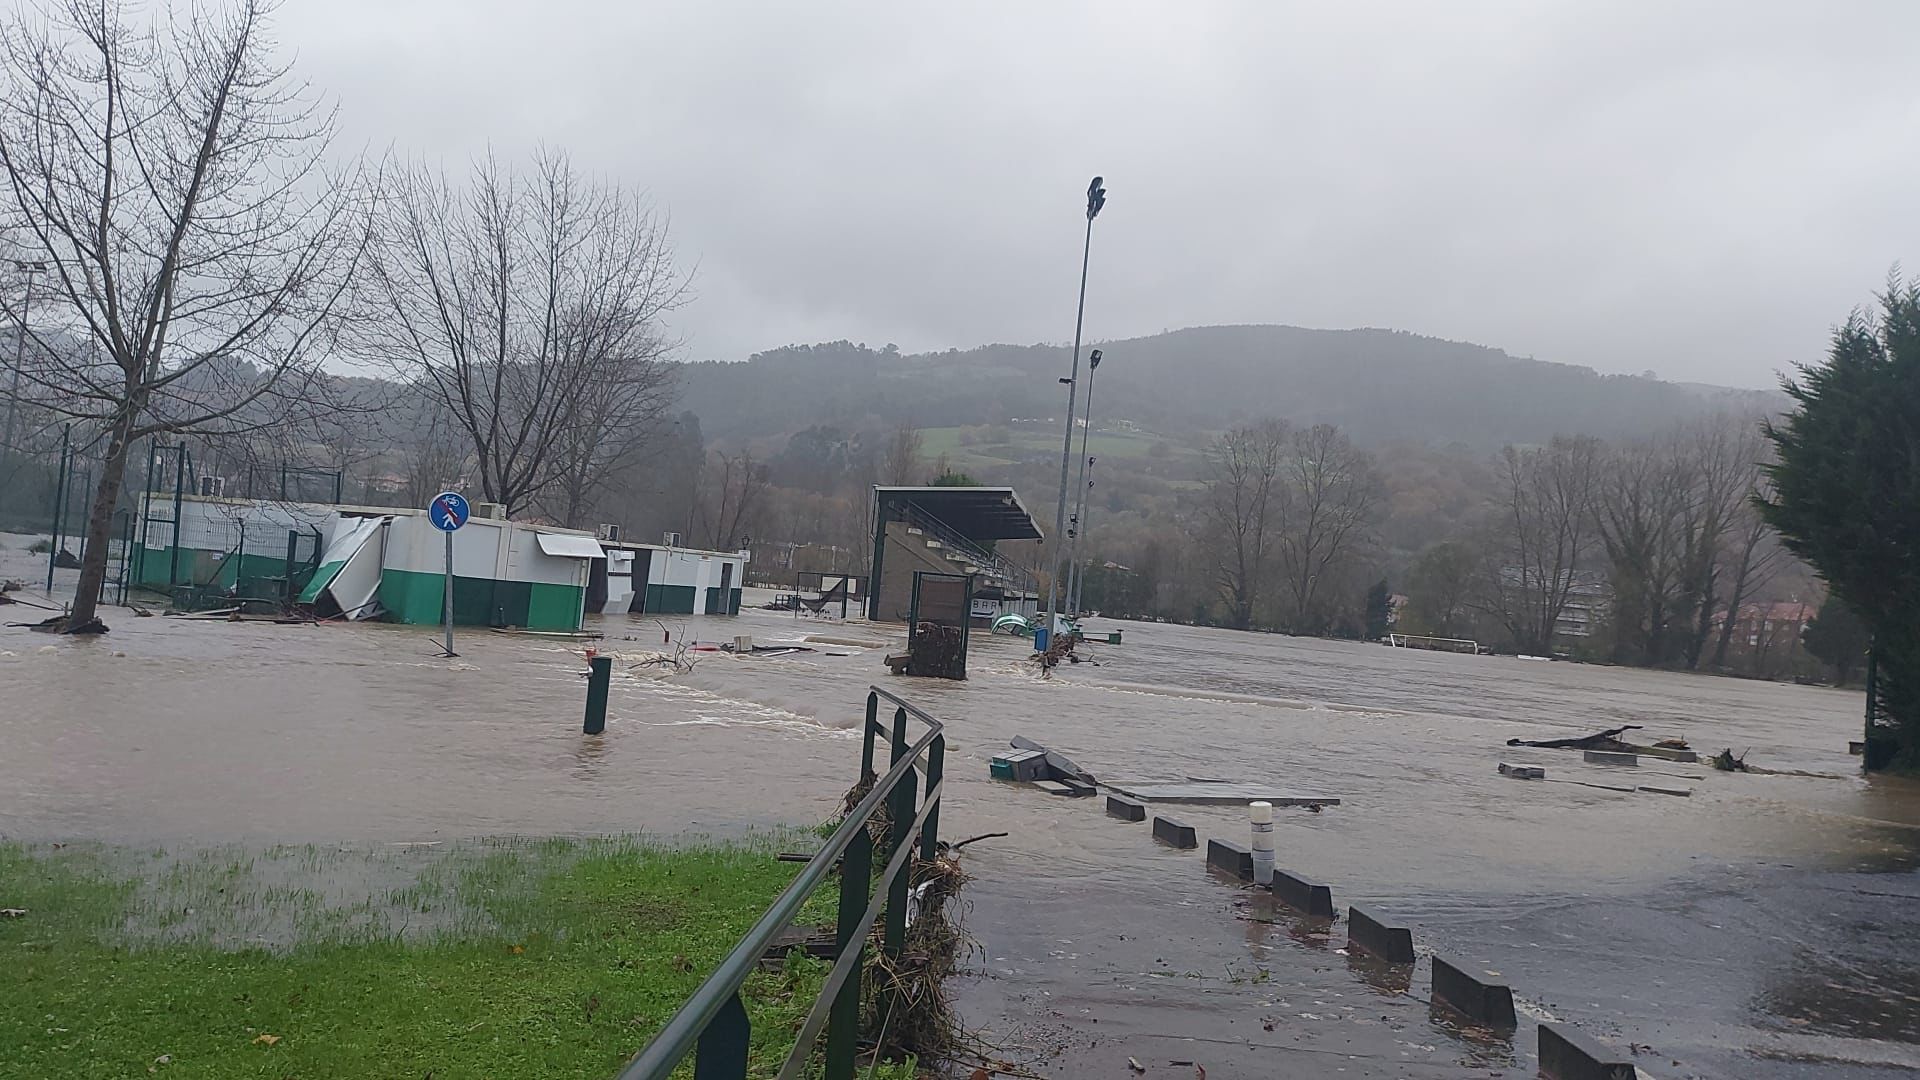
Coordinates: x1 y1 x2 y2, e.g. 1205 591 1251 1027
1108 795 1638 1080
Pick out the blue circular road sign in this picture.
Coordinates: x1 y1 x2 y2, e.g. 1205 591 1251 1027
429 491 470 532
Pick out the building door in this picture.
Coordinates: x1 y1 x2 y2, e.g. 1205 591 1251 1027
627 548 653 614
716 562 733 614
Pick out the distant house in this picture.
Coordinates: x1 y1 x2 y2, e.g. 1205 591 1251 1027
1710 601 1815 675
1496 567 1611 643
1554 573 1611 641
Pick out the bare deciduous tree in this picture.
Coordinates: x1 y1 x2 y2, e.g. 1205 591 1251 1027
1675 414 1769 669
397 406 468 509
1480 436 1601 654
1711 460 1785 670
354 148 686 519
1595 436 1693 665
1199 419 1286 630
1403 539 1478 638
881 422 923 487
535 343 678 528
0 0 365 629
698 449 767 551
1272 423 1382 633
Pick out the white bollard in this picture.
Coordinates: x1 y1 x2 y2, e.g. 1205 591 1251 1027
1249 800 1275 885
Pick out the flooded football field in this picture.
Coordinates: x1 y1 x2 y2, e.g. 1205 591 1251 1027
2 550 1915 1077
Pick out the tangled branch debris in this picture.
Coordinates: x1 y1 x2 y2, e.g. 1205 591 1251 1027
908 621 967 679
630 638 701 676
817 773 987 1071
862 851 975 1064
1030 635 1077 675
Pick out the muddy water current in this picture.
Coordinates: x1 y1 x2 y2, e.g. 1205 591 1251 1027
2 567 1917 1077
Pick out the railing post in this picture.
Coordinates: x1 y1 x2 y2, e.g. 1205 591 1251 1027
920 732 945 862
861 691 878 776
883 708 916 963
824 819 873 1079
691 991 749 1079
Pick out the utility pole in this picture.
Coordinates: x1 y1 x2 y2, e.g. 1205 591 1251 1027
1043 176 1106 647
3 260 48 453
1064 349 1103 616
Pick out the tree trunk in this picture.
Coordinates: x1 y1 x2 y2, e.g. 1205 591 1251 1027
1711 576 1748 671
1685 586 1714 670
65 408 137 628
1875 625 1920 772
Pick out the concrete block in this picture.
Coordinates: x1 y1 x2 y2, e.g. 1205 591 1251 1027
1032 780 1079 797
1270 868 1335 918
1498 762 1545 780
1637 784 1692 797
1582 750 1638 766
1105 795 1146 821
1206 839 1254 881
1538 1022 1635 1080
1346 905 1415 964
1430 955 1516 1027
1055 776 1097 797
1151 815 1197 849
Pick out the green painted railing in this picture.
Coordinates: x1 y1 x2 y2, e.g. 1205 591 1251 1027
617 686 947 1080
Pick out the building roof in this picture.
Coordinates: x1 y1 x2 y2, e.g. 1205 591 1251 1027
600 537 750 561
873 486 1043 541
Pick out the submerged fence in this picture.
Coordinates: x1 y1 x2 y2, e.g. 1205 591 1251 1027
617 686 946 1080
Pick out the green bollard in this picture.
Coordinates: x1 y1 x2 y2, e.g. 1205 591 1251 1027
583 655 612 735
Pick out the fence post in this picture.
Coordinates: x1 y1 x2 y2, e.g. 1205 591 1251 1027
690 991 749 1080
169 446 185 588
584 656 612 734
883 707 915 963
73 469 89 566
920 732 945 862
860 691 878 776
824 814 874 1079
283 531 300 604
115 510 134 605
46 426 69 594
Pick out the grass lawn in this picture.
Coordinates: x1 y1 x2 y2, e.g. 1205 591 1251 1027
0 837 901 1080
920 424 1194 474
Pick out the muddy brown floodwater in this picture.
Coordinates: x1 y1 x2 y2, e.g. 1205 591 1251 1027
3 550 1918 1078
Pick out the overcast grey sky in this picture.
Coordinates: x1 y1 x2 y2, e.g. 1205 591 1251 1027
281 0 1920 388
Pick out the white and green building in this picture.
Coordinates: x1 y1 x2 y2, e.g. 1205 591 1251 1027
135 492 750 631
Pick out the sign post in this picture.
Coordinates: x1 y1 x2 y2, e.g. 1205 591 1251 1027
428 491 470 657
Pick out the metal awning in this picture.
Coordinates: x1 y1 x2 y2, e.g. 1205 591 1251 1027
535 533 606 559
873 486 1043 541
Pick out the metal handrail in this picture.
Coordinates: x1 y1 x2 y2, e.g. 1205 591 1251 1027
901 502 1017 580
616 686 947 1080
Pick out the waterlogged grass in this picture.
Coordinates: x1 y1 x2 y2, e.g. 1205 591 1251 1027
0 837 908 1079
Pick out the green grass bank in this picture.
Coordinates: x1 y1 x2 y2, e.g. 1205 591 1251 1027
0 837 909 1080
